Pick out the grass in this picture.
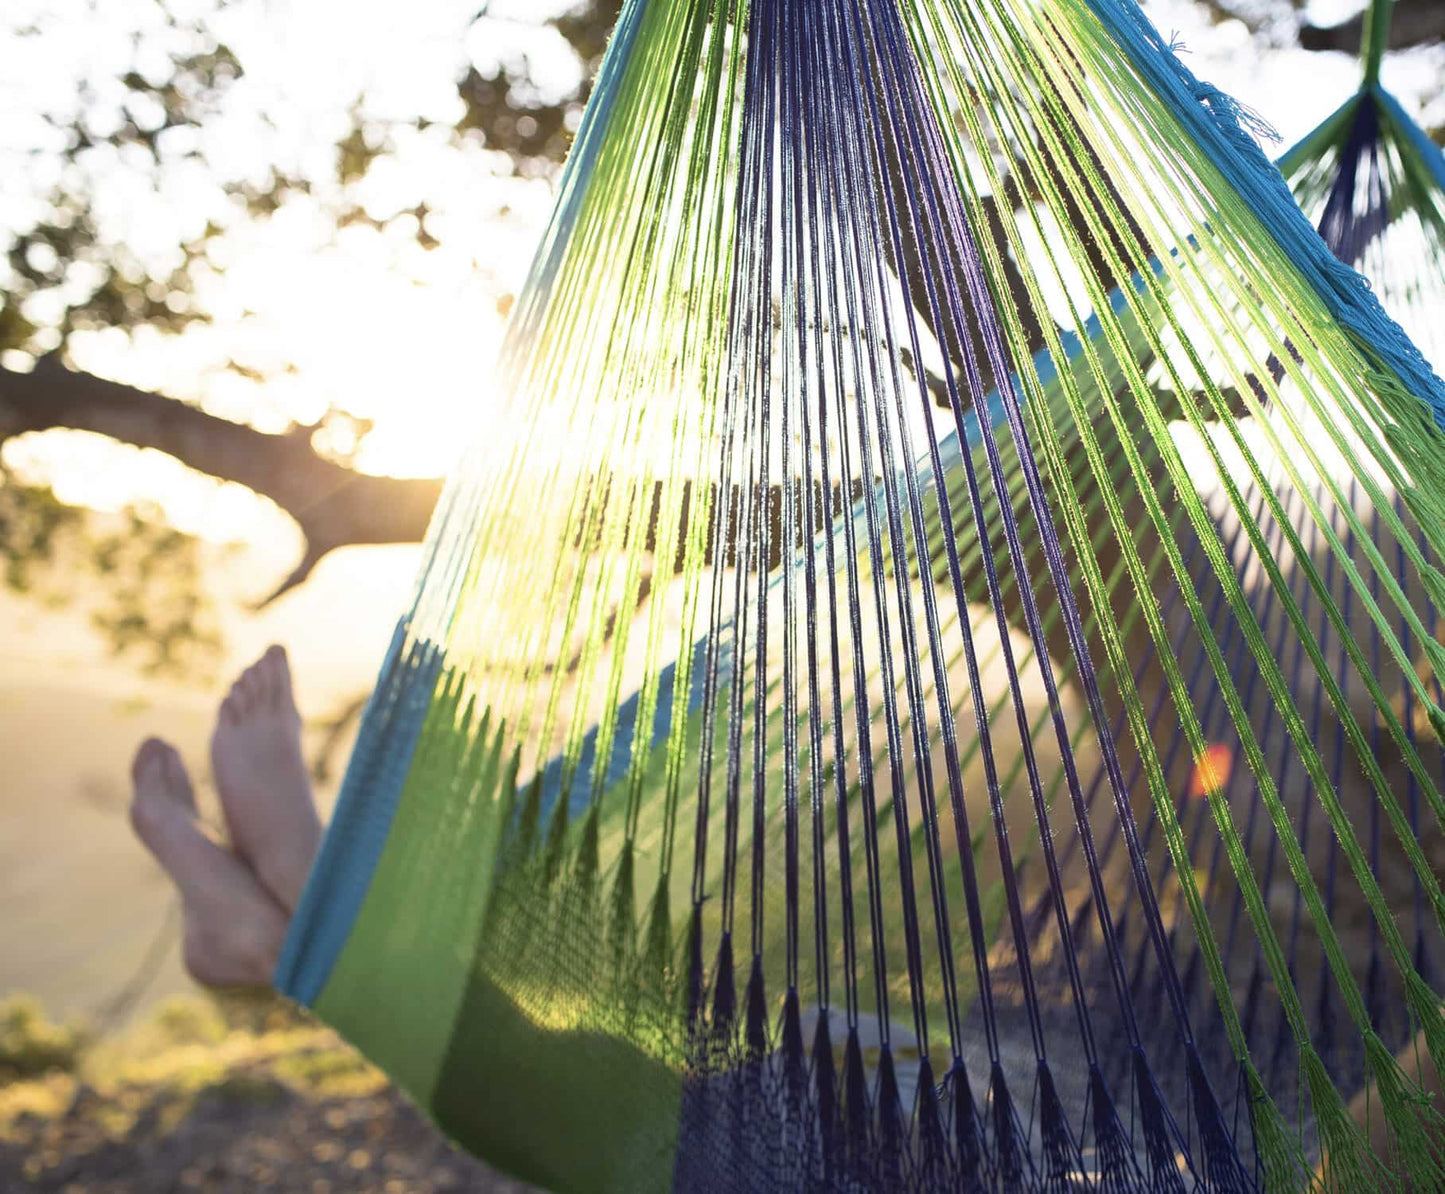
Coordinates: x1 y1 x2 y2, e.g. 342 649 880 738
0 989 387 1143
0 996 88 1083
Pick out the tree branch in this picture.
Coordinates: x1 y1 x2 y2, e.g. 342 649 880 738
0 358 443 603
0 358 877 604
1300 0 1445 55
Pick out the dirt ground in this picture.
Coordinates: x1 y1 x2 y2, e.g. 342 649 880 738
0 1081 531 1194
0 997 544 1194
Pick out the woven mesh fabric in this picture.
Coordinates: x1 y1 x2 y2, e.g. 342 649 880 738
1279 83 1445 375
276 0 1445 1190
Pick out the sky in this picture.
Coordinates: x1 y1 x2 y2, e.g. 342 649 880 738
0 0 1441 645
5 0 1442 1023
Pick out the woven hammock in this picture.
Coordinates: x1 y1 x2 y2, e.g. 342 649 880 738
1277 15 1445 374
275 0 1445 1190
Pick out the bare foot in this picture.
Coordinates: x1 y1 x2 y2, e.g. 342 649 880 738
130 738 288 987
210 645 321 914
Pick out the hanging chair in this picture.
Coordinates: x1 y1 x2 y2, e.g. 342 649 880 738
1277 2 1445 372
274 0 1445 1190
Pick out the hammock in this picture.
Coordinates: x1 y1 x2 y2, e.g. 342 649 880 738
1276 13 1445 372
275 0 1445 1189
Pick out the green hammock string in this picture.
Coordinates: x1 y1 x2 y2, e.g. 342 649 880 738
1277 8 1445 375
275 0 1445 1189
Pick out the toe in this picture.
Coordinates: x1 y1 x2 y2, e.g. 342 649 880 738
256 649 280 709
131 737 192 801
243 660 268 707
159 746 198 812
264 641 291 708
131 736 165 786
130 739 196 846
232 674 254 717
267 645 297 713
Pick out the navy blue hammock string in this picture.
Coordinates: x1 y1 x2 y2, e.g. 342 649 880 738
272 0 1445 1189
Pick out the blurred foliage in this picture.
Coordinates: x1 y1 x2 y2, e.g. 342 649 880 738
0 0 622 358
4 0 1430 677
0 991 484 1194
0 9 241 356
0 0 621 674
0 470 84 593
88 505 226 680
0 991 316 1089
0 997 88 1083
0 468 225 679
0 988 366 1113
145 996 229 1050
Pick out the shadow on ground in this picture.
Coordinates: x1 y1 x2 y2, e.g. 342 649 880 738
0 994 542 1194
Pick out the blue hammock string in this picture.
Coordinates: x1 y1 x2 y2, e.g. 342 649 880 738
273 1 1445 1190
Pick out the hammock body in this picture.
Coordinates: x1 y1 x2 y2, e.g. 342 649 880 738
276 0 1445 1190
1277 68 1445 372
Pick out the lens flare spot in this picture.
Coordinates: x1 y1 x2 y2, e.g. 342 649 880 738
1189 743 1233 799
